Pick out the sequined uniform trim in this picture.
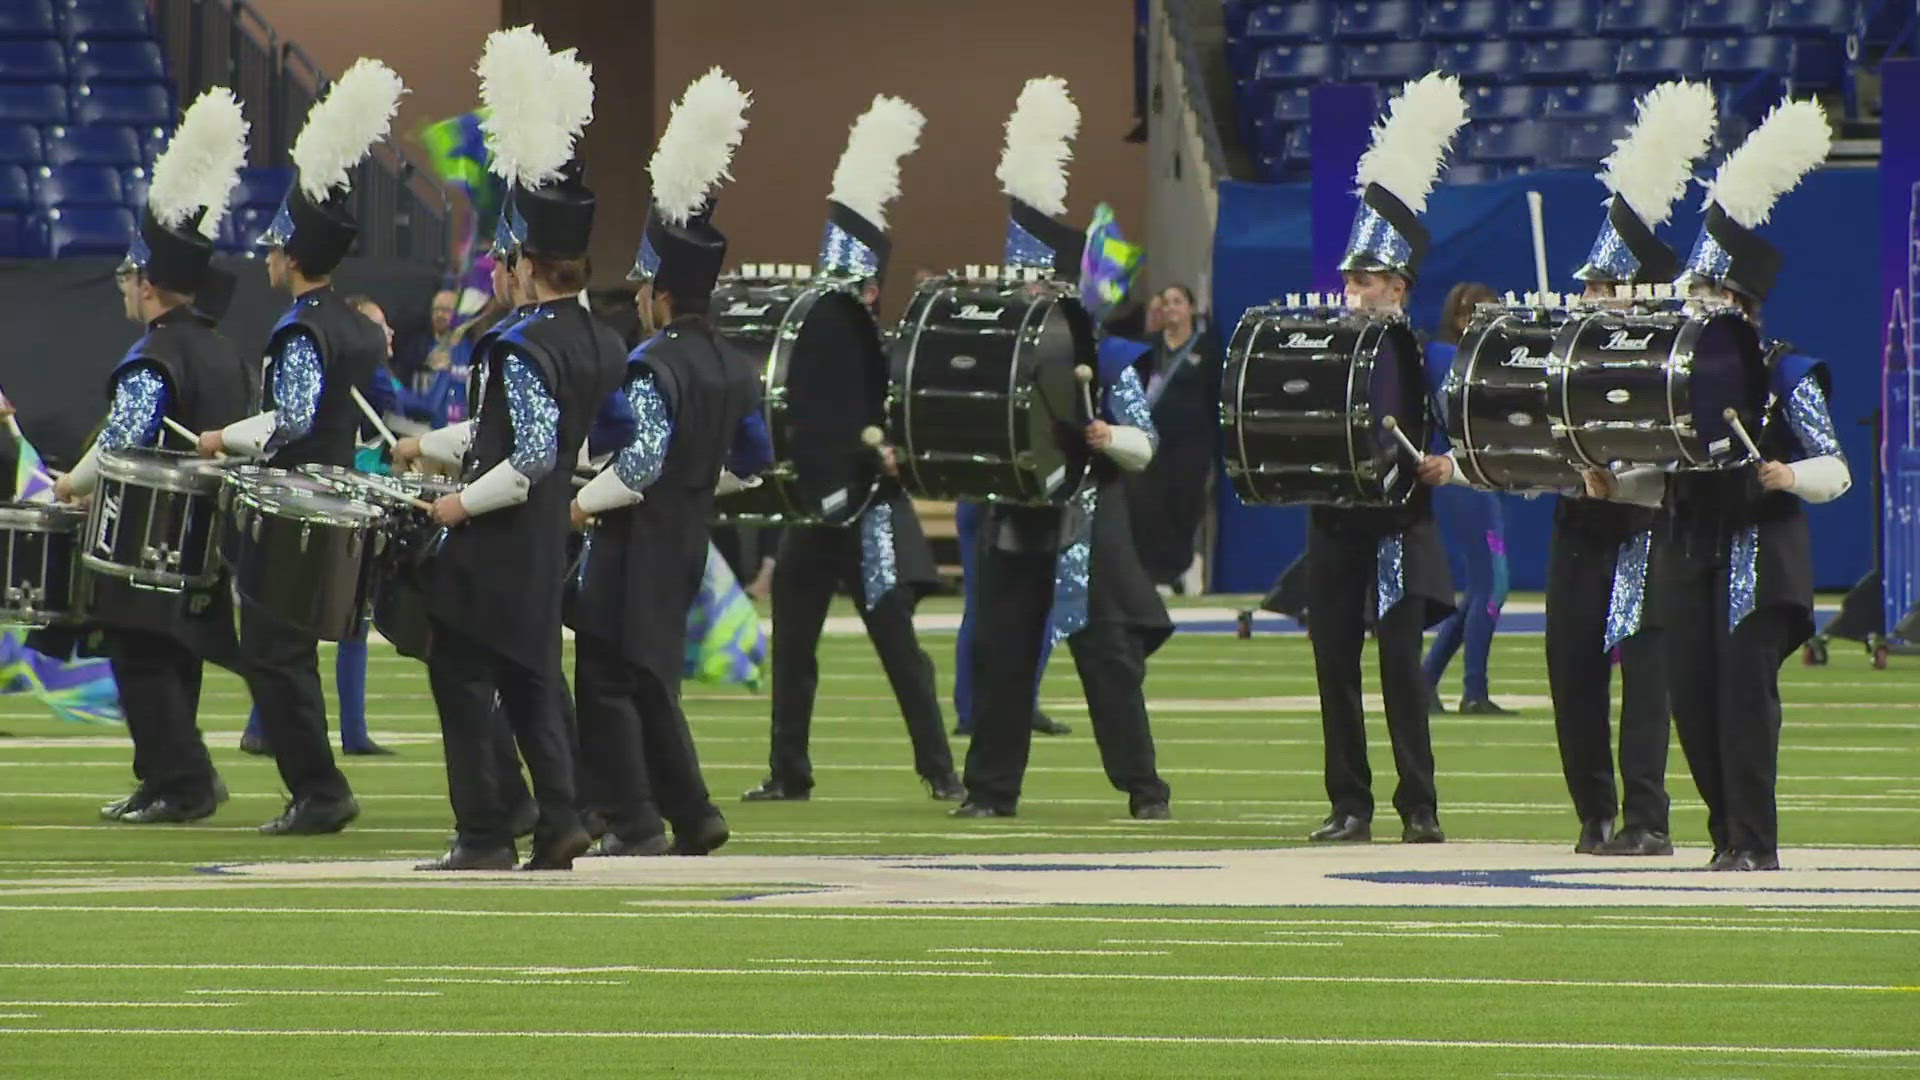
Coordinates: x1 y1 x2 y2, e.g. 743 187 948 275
1582 216 1639 282
1004 219 1055 269
1109 366 1158 445
1728 523 1760 632
265 330 323 453
1683 228 1731 283
858 500 899 613
1604 528 1651 650
1376 533 1405 621
501 354 560 481
1050 485 1100 643
99 367 168 452
1785 375 1843 458
1344 205 1413 273
613 372 672 492
819 220 879 278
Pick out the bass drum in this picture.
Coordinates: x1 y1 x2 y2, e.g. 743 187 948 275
889 276 1094 505
1222 306 1428 507
1550 304 1765 471
1447 305 1583 490
709 276 888 526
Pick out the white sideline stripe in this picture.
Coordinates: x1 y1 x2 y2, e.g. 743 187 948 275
926 948 1175 957
1096 939 1345 949
386 978 626 987
751 958 993 966
0 1026 1912 1057
0 1001 237 1008
1115 927 1499 941
186 989 440 998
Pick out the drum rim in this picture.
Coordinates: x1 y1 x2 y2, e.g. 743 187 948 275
98 447 225 493
1453 308 1577 490
0 503 88 530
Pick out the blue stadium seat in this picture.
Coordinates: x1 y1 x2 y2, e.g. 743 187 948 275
1464 118 1558 164
1335 0 1424 40
45 206 134 257
1244 2 1336 44
1542 82 1637 118
1617 36 1707 80
0 41 69 84
33 163 122 206
224 203 275 250
1684 0 1771 34
0 124 43 164
44 124 141 167
1509 0 1599 37
0 1 58 39
1703 34 1846 87
69 40 166 85
71 83 169 126
1445 161 1512 184
0 84 68 125
1598 0 1687 35
138 124 169 162
1283 124 1313 167
1341 40 1436 83
1522 37 1620 82
1464 84 1545 119
1224 0 1254 36
0 212 23 256
0 165 34 210
234 166 291 208
1251 44 1340 88
1425 0 1509 40
1437 39 1525 82
120 164 145 207
1767 0 1853 34
1252 116 1291 162
1551 116 1632 163
1255 86 1314 124
58 0 152 40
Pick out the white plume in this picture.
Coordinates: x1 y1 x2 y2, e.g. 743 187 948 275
1599 80 1716 227
147 86 249 238
291 58 405 201
828 95 924 230
1353 71 1468 215
649 67 751 227
996 76 1078 215
478 26 594 189
1703 97 1831 228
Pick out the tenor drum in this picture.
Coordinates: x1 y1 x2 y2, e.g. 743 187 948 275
889 275 1095 504
222 471 386 641
709 275 889 525
366 472 458 661
1550 305 1765 471
0 502 88 625
1446 305 1583 490
1222 306 1428 507
80 446 226 591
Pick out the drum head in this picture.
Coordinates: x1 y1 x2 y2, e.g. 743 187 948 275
1680 311 1765 463
249 485 384 526
1363 320 1427 503
781 288 887 519
100 446 225 492
0 502 87 531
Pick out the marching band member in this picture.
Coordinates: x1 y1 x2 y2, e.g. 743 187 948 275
955 77 1172 821
55 89 253 824
1588 98 1845 871
197 59 408 836
570 68 769 857
743 94 963 804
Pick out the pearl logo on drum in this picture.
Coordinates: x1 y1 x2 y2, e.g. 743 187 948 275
1599 330 1655 350
1283 332 1335 349
725 302 774 317
1506 345 1551 368
954 304 1002 321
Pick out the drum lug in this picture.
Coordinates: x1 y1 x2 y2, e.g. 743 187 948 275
299 523 311 552
251 514 261 541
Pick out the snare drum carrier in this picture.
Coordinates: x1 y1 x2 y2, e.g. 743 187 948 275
708 270 889 525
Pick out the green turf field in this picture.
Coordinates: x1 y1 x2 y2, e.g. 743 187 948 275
2 602 1917 1078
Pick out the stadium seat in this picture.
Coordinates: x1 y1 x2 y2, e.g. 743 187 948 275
0 165 34 210
33 163 122 206
1551 116 1632 163
1444 161 1512 184
1684 0 1771 34
0 1 58 40
1436 39 1525 82
120 164 145 207
1597 0 1687 35
1224 0 1255 36
69 40 167 85
1282 123 1313 167
1250 43 1340 88
1522 38 1620 82
1341 41 1436 83
1464 84 1544 120
0 84 68 125
234 166 291 208
1424 0 1509 40
0 41 69 84
138 124 169 162
1542 82 1637 118
58 0 152 40
1244 2 1336 44
1509 0 1599 37
1334 0 1424 41
71 83 169 126
45 205 134 257
1464 118 1558 164
43 124 142 167
1617 37 1707 81
0 124 43 165
1255 86 1314 124
1767 0 1854 35
1252 116 1291 163
1704 34 1845 88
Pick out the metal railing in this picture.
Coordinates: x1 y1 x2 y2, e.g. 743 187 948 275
152 0 449 263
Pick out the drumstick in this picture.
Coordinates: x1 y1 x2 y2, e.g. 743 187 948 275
334 468 435 513
1073 364 1096 421
349 387 399 449
1381 415 1425 463
161 415 199 446
1526 191 1551 297
1722 407 1764 461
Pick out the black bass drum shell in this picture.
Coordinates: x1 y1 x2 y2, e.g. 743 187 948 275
1447 305 1583 491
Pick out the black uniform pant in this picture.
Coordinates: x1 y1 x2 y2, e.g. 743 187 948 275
574 632 709 842
426 620 579 848
1307 527 1436 821
104 626 218 802
768 528 952 789
1545 526 1670 832
1661 545 1794 856
961 546 1167 811
239 599 350 804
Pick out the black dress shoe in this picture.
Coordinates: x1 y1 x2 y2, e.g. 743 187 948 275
342 741 396 756
925 773 966 802
741 778 810 802
1457 698 1516 715
1575 818 1616 854
581 808 611 841
1130 801 1172 821
100 789 154 821
415 842 516 871
1427 687 1447 714
238 731 270 756
951 801 1016 819
1031 712 1072 736
508 801 539 840
670 814 730 856
258 796 360 836
1308 814 1371 842
585 832 671 857
119 794 220 824
1401 811 1446 844
522 828 592 871
1594 827 1674 856
1711 849 1781 871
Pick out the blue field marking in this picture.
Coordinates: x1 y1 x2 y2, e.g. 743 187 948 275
1334 867 1920 895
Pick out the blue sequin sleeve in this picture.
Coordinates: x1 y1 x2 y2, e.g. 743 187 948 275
728 409 773 476
1785 375 1843 461
613 372 673 491
98 366 168 451
267 330 323 452
1109 365 1158 449
502 354 560 480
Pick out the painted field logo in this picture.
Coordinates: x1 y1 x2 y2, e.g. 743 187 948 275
954 304 1002 321
1600 330 1655 350
1285 332 1335 349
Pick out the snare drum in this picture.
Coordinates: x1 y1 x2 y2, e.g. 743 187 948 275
223 473 386 641
889 275 1095 504
1447 305 1583 490
1549 305 1765 470
710 275 889 525
0 502 88 625
367 472 457 660
81 447 226 591
1222 306 1428 507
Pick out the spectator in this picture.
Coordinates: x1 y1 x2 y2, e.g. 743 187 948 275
1128 284 1222 591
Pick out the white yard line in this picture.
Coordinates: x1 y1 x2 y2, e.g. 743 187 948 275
385 977 626 987
186 989 441 998
926 948 1174 957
